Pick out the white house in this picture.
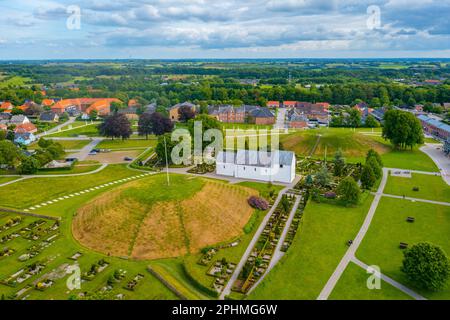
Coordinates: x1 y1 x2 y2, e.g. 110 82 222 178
216 149 296 183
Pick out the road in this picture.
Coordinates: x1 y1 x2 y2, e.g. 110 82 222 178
317 167 389 300
274 108 287 130
219 186 290 299
36 117 76 138
247 195 302 295
67 138 103 161
420 143 450 185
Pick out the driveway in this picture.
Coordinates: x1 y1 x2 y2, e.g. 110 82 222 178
274 108 287 130
67 138 103 161
420 143 450 185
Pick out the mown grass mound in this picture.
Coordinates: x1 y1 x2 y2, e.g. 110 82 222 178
281 128 390 161
73 174 257 260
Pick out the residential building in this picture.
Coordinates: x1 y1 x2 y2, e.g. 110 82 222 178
118 107 139 120
444 137 450 156
283 101 297 109
267 101 280 108
39 111 59 123
14 132 36 145
0 123 7 131
248 108 275 125
10 115 30 125
143 103 157 115
14 123 38 134
216 149 296 183
287 109 308 129
0 101 13 111
417 115 450 141
41 99 55 107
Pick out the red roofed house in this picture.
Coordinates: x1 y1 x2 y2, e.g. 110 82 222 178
85 99 121 116
0 101 13 111
267 101 280 108
283 101 297 108
41 99 55 107
52 98 120 116
0 124 7 131
14 122 37 134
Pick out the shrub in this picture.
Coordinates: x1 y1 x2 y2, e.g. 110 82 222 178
413 187 419 192
247 196 269 211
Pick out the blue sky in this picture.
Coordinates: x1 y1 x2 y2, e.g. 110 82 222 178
0 0 449 59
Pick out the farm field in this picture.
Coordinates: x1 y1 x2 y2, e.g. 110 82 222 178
384 173 450 202
249 193 374 300
329 262 412 300
73 174 258 260
356 197 450 300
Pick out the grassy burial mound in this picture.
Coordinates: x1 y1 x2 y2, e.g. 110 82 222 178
73 174 257 260
280 128 390 162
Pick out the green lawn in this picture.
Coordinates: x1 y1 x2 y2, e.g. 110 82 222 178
249 194 374 300
96 138 157 150
36 165 102 176
47 124 100 137
329 262 412 300
381 149 438 172
356 197 450 300
385 173 450 202
0 177 21 185
0 164 136 209
31 139 91 150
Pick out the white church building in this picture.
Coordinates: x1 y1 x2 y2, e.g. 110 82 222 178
216 149 296 183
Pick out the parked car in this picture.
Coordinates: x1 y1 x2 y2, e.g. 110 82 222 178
124 157 133 161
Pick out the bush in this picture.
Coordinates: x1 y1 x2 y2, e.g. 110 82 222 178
247 196 269 211
337 177 361 205
18 157 40 174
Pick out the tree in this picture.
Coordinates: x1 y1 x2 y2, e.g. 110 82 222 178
155 133 178 165
315 165 331 187
110 101 124 114
337 177 360 205
383 109 424 149
402 243 450 291
178 105 196 122
364 115 379 128
149 112 173 136
366 149 383 167
366 156 382 180
137 113 153 139
361 165 376 190
98 113 132 140
18 156 40 174
333 149 345 177
0 140 20 167
347 108 361 128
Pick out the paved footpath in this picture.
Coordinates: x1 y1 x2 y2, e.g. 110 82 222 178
36 117 76 138
377 193 450 207
317 167 389 300
247 195 302 295
67 138 103 161
351 257 426 300
219 186 290 299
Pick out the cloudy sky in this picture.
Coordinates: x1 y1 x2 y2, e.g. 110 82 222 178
0 0 449 59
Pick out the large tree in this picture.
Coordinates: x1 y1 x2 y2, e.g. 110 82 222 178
337 177 360 205
178 105 196 122
402 243 450 291
149 112 174 136
361 165 376 190
0 140 20 167
366 156 382 180
382 109 424 149
98 113 132 140
315 165 331 187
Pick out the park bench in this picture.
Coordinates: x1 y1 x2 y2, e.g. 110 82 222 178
399 242 408 249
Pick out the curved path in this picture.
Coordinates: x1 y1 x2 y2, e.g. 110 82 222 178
317 167 389 300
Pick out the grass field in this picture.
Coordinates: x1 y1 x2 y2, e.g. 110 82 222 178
384 173 450 202
0 164 136 209
0 177 20 185
356 197 450 300
249 194 374 300
280 128 389 162
36 164 102 175
0 76 31 88
48 140 91 150
329 262 412 300
73 174 257 260
96 138 157 150
47 124 100 137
